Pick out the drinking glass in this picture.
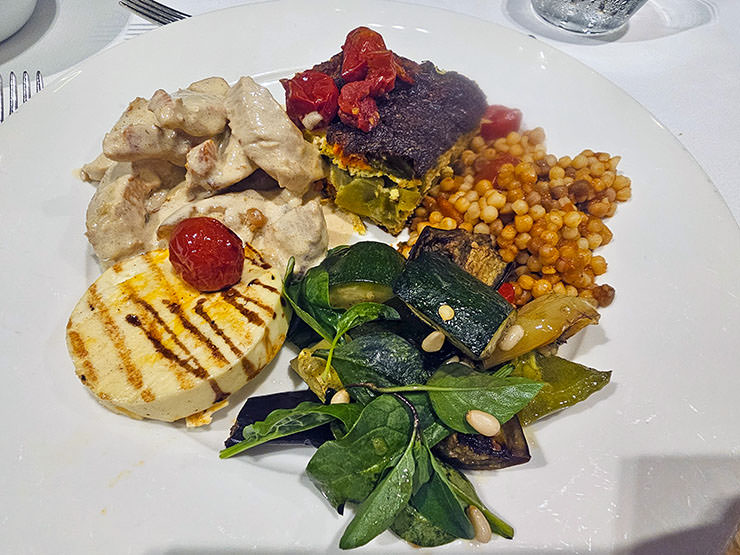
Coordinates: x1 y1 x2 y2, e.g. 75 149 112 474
531 0 649 34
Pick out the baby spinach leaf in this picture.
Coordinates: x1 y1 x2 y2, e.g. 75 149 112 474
404 391 451 447
307 395 412 511
339 428 417 549
430 455 514 539
427 363 543 434
319 333 451 441
412 439 433 495
331 331 430 386
282 258 335 343
219 401 362 459
251 402 361 434
301 266 333 309
391 503 456 547
323 303 400 379
334 302 400 340
286 317 322 350
300 266 341 338
411 470 475 540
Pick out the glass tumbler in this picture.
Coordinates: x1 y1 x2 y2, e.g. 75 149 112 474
531 0 649 34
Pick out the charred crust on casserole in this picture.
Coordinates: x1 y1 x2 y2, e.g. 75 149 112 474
313 55 487 179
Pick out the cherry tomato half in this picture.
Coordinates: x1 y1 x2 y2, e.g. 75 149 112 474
480 105 523 142
281 70 339 129
338 81 380 132
341 26 387 82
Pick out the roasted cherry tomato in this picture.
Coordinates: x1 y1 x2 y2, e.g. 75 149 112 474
281 70 339 129
393 54 415 85
473 152 520 184
480 105 523 142
169 217 244 292
338 81 379 132
497 282 516 304
341 26 387 82
364 50 398 96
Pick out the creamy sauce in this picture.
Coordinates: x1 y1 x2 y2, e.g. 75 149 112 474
83 75 329 273
225 77 325 195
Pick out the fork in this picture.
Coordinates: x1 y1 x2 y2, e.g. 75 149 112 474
119 0 190 25
0 70 44 123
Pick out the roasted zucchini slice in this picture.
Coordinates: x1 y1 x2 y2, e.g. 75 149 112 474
320 241 406 309
393 252 515 360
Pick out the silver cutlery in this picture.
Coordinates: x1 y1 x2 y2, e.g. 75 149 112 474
0 70 44 123
119 0 190 25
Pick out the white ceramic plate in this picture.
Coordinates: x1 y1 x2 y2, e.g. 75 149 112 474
0 0 129 79
1 1 739 553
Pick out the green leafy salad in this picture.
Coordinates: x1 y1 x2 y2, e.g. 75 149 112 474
220 228 612 549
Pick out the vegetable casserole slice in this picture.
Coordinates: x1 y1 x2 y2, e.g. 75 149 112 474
306 54 487 234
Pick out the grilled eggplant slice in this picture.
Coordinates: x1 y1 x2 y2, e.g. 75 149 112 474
225 389 333 449
432 415 530 470
409 227 511 288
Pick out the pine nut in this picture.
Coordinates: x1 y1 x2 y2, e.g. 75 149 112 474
498 324 524 351
466 505 492 543
330 389 350 404
421 330 445 352
445 355 460 364
466 409 501 437
438 304 455 321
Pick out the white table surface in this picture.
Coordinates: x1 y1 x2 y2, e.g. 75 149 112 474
2 0 737 226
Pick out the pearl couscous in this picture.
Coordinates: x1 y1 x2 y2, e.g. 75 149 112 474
403 126 631 308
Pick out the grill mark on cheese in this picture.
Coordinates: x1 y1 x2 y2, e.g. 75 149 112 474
232 279 276 316
221 288 266 327
125 314 141 326
124 311 209 381
124 286 209 370
164 300 229 363
242 358 259 378
67 330 98 385
263 329 273 361
143 251 237 364
123 259 228 369
244 243 271 269
124 313 195 392
70 247 287 422
193 298 245 359
208 378 229 403
249 278 280 296
87 283 144 390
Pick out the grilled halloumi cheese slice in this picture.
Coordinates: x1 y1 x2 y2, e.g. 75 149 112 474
66 245 288 423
